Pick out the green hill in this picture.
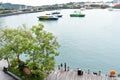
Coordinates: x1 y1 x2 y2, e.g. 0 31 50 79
0 2 32 9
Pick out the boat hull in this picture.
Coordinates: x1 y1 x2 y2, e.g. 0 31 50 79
38 16 58 20
38 17 58 20
70 14 85 17
52 12 60 14
57 15 62 17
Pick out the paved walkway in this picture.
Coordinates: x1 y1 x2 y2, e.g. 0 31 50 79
0 59 15 80
0 70 15 80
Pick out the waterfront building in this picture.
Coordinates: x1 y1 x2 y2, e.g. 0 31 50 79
0 2 4 9
113 0 120 3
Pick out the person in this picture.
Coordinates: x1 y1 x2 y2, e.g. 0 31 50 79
88 69 90 74
60 63 63 67
60 63 63 71
64 63 66 71
3 66 8 72
77 68 81 75
58 65 60 70
67 66 69 71
98 71 101 76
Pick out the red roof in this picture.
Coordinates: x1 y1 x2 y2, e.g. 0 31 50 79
114 3 120 7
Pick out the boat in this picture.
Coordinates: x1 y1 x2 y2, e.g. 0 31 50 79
70 13 85 17
54 14 63 17
51 11 60 14
80 8 86 11
38 15 58 20
70 10 85 17
46 13 63 18
46 13 51 15
108 8 113 11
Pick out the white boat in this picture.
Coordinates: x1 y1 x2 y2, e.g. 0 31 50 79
80 8 86 11
108 7 113 11
51 11 60 14
53 14 63 17
46 13 62 18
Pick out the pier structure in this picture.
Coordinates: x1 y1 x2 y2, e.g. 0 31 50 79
45 69 119 80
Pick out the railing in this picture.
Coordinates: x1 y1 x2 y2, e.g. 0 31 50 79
3 67 22 80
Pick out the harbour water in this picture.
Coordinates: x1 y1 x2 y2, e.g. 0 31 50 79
0 9 120 74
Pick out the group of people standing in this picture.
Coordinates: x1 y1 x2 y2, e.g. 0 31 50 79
58 63 69 71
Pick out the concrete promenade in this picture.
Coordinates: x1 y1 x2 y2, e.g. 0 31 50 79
0 70 15 80
0 59 15 80
0 10 42 17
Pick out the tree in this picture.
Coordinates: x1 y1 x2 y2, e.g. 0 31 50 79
0 23 60 80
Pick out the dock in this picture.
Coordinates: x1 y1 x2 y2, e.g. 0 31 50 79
46 69 118 80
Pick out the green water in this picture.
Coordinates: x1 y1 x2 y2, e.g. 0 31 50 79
0 9 120 74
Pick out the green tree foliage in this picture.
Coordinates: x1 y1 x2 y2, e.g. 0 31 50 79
0 23 60 80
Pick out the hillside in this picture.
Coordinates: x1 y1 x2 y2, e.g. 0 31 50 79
0 2 32 9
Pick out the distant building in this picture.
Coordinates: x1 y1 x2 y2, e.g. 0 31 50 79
0 2 4 9
113 0 120 3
